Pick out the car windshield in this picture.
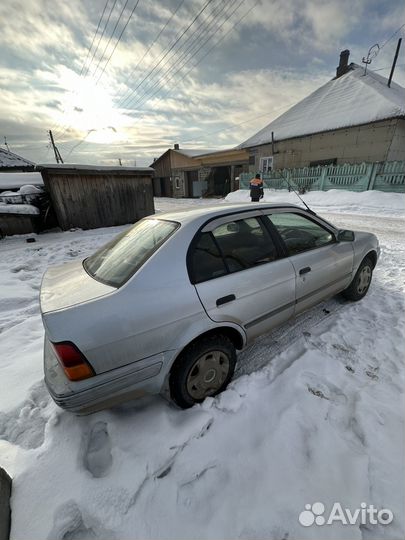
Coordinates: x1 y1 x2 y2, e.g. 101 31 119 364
83 219 179 287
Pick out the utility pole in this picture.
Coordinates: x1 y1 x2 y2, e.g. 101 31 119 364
388 38 402 88
48 130 64 164
4 136 10 152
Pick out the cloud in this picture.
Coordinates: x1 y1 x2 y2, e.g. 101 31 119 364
0 0 403 166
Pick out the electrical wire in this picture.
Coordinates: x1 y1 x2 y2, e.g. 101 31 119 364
83 0 118 78
123 0 235 110
66 1 259 160
95 0 141 85
380 22 405 50
91 0 130 80
79 0 111 77
116 0 186 106
132 0 256 116
126 0 246 112
118 0 215 108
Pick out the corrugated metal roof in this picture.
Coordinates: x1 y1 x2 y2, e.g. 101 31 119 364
240 65 405 148
0 148 35 168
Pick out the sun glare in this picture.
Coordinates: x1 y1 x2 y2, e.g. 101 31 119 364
54 68 129 143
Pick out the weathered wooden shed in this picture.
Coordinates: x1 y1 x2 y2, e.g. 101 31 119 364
37 164 155 231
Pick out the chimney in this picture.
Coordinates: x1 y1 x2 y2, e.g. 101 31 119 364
174 143 179 150
336 49 350 78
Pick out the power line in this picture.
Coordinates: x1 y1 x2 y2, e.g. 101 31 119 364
95 0 141 85
91 0 130 80
126 0 246 112
124 0 236 111
79 0 111 77
51 2 117 140
54 0 139 144
117 0 186 106
180 102 296 145
83 0 118 78
119 0 215 108
66 1 259 160
380 22 405 50
123 0 233 111
371 63 405 72
132 0 255 115
120 0 230 109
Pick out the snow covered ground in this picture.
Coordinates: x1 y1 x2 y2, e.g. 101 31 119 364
0 191 404 540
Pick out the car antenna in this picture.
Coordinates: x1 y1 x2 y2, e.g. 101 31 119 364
275 169 317 216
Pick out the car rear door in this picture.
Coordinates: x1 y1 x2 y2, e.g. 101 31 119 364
189 212 296 341
264 210 354 314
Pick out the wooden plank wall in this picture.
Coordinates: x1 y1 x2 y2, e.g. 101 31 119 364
43 172 155 230
0 214 38 236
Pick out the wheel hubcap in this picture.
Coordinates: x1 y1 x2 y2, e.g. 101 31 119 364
357 265 372 294
186 350 230 400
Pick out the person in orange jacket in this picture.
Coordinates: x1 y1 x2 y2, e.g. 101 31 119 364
249 173 264 202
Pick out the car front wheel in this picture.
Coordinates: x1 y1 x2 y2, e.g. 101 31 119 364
170 335 236 409
342 256 373 301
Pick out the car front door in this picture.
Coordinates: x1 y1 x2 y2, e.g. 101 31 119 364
265 210 354 314
189 212 296 341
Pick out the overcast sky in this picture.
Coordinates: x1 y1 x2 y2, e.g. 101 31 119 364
1 0 404 167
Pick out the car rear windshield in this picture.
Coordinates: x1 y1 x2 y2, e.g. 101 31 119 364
83 219 179 288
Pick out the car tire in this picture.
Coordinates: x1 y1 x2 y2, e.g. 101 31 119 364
342 256 373 301
169 335 236 409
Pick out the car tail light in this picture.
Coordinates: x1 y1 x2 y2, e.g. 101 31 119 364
52 342 95 381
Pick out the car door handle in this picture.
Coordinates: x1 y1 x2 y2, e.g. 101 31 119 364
216 294 236 307
299 266 311 275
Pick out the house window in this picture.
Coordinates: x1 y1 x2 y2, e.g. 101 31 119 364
259 156 273 173
174 176 180 189
249 155 256 166
309 158 337 167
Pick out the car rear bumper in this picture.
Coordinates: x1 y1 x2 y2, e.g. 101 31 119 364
44 338 175 414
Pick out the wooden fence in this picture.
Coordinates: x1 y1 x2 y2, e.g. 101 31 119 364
239 161 405 193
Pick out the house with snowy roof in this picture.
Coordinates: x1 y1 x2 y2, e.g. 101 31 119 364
0 147 35 172
240 50 405 173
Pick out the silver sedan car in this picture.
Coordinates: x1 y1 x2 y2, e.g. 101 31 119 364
40 203 380 413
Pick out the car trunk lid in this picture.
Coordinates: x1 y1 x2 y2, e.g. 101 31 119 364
40 259 116 314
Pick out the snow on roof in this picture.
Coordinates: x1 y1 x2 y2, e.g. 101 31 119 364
0 172 43 190
36 163 154 172
240 65 405 148
175 148 213 157
0 148 35 168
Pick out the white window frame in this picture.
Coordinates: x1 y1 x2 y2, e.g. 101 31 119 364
259 156 274 174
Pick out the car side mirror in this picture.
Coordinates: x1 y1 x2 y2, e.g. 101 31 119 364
337 229 355 242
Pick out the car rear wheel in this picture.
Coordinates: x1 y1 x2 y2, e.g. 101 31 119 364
170 335 236 409
342 256 373 301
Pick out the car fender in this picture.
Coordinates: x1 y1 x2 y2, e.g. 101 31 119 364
352 231 379 276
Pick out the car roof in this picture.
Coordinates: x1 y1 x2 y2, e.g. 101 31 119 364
152 202 304 226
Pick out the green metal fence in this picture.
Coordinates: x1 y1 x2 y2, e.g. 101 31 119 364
239 161 405 193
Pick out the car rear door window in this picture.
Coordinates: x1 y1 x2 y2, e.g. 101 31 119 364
212 217 278 273
191 233 228 284
84 219 179 287
268 213 334 255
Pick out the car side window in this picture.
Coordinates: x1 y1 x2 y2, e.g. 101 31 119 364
212 217 278 273
191 233 228 284
267 213 334 256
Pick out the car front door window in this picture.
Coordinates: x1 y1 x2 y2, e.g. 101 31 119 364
267 213 334 255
